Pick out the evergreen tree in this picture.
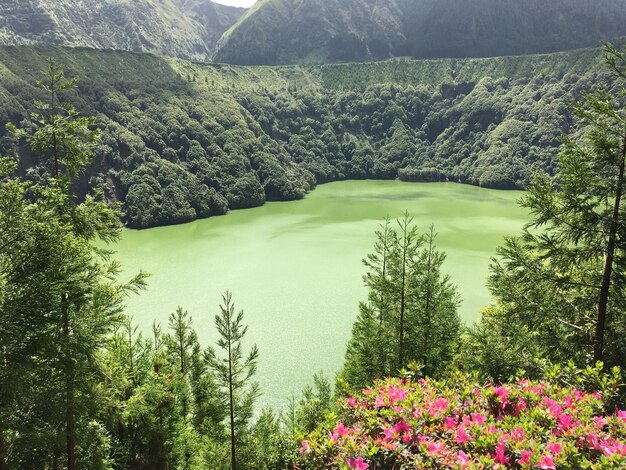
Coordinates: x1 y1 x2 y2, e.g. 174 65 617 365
407 225 461 375
466 42 626 379
341 214 461 389
207 292 260 470
0 60 144 468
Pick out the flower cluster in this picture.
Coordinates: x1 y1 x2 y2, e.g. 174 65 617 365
299 378 626 469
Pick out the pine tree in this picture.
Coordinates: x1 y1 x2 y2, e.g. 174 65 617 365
0 59 144 469
341 215 460 389
207 292 260 470
470 42 626 378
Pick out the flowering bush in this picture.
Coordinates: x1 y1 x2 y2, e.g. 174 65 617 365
299 377 626 469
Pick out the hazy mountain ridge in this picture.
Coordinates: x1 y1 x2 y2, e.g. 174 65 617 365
0 0 246 61
214 0 626 65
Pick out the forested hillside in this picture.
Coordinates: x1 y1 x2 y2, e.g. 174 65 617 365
2 36 626 469
215 0 626 65
0 0 245 61
0 45 605 228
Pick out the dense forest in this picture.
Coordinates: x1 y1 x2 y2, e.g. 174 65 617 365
0 45 609 228
1 42 626 468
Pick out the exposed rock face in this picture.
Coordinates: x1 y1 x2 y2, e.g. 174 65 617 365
0 0 246 60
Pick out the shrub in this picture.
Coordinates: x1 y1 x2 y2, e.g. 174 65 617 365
299 377 626 469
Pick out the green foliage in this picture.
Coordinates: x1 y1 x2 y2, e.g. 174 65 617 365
215 0 626 65
207 291 260 470
0 45 607 228
463 43 626 386
341 214 461 390
0 62 145 469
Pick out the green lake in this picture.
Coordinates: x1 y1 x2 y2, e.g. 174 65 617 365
114 180 527 411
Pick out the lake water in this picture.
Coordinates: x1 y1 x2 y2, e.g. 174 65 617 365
114 180 527 411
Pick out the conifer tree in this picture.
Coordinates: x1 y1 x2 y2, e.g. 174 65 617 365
207 292 260 470
0 59 144 469
342 215 460 389
469 42 626 378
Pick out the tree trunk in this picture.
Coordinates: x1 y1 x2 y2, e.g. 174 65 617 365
228 323 236 470
594 131 626 363
51 80 60 179
398 227 407 370
0 425 6 470
423 231 434 370
63 300 76 470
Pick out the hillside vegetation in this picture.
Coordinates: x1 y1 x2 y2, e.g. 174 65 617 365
0 0 245 61
2 40 626 470
0 45 606 228
215 0 626 65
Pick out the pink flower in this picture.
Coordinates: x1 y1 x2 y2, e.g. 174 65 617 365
444 417 457 429
347 397 356 408
557 413 573 429
586 433 600 451
382 426 396 443
519 449 533 465
536 455 556 469
426 441 446 456
393 419 411 434
331 422 349 443
510 427 525 442
546 442 562 455
494 444 510 465
346 456 369 470
542 398 562 418
458 450 470 465
562 395 573 409
514 399 528 416
387 386 409 405
470 413 486 425
617 409 626 422
299 440 309 454
455 426 471 444
431 397 450 414
494 386 511 405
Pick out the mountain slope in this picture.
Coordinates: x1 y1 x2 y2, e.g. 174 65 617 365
0 0 246 60
0 45 605 228
214 0 626 65
215 0 406 65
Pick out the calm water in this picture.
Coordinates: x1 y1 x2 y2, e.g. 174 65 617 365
114 180 527 411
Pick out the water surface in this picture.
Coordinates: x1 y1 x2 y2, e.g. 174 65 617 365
115 180 527 410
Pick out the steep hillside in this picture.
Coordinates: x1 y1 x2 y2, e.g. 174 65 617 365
0 45 606 228
0 0 245 60
215 0 406 65
214 0 626 65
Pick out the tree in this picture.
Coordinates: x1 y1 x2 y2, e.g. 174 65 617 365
1 60 144 469
388 212 422 369
341 214 461 389
467 43 626 378
407 225 461 376
207 292 260 470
